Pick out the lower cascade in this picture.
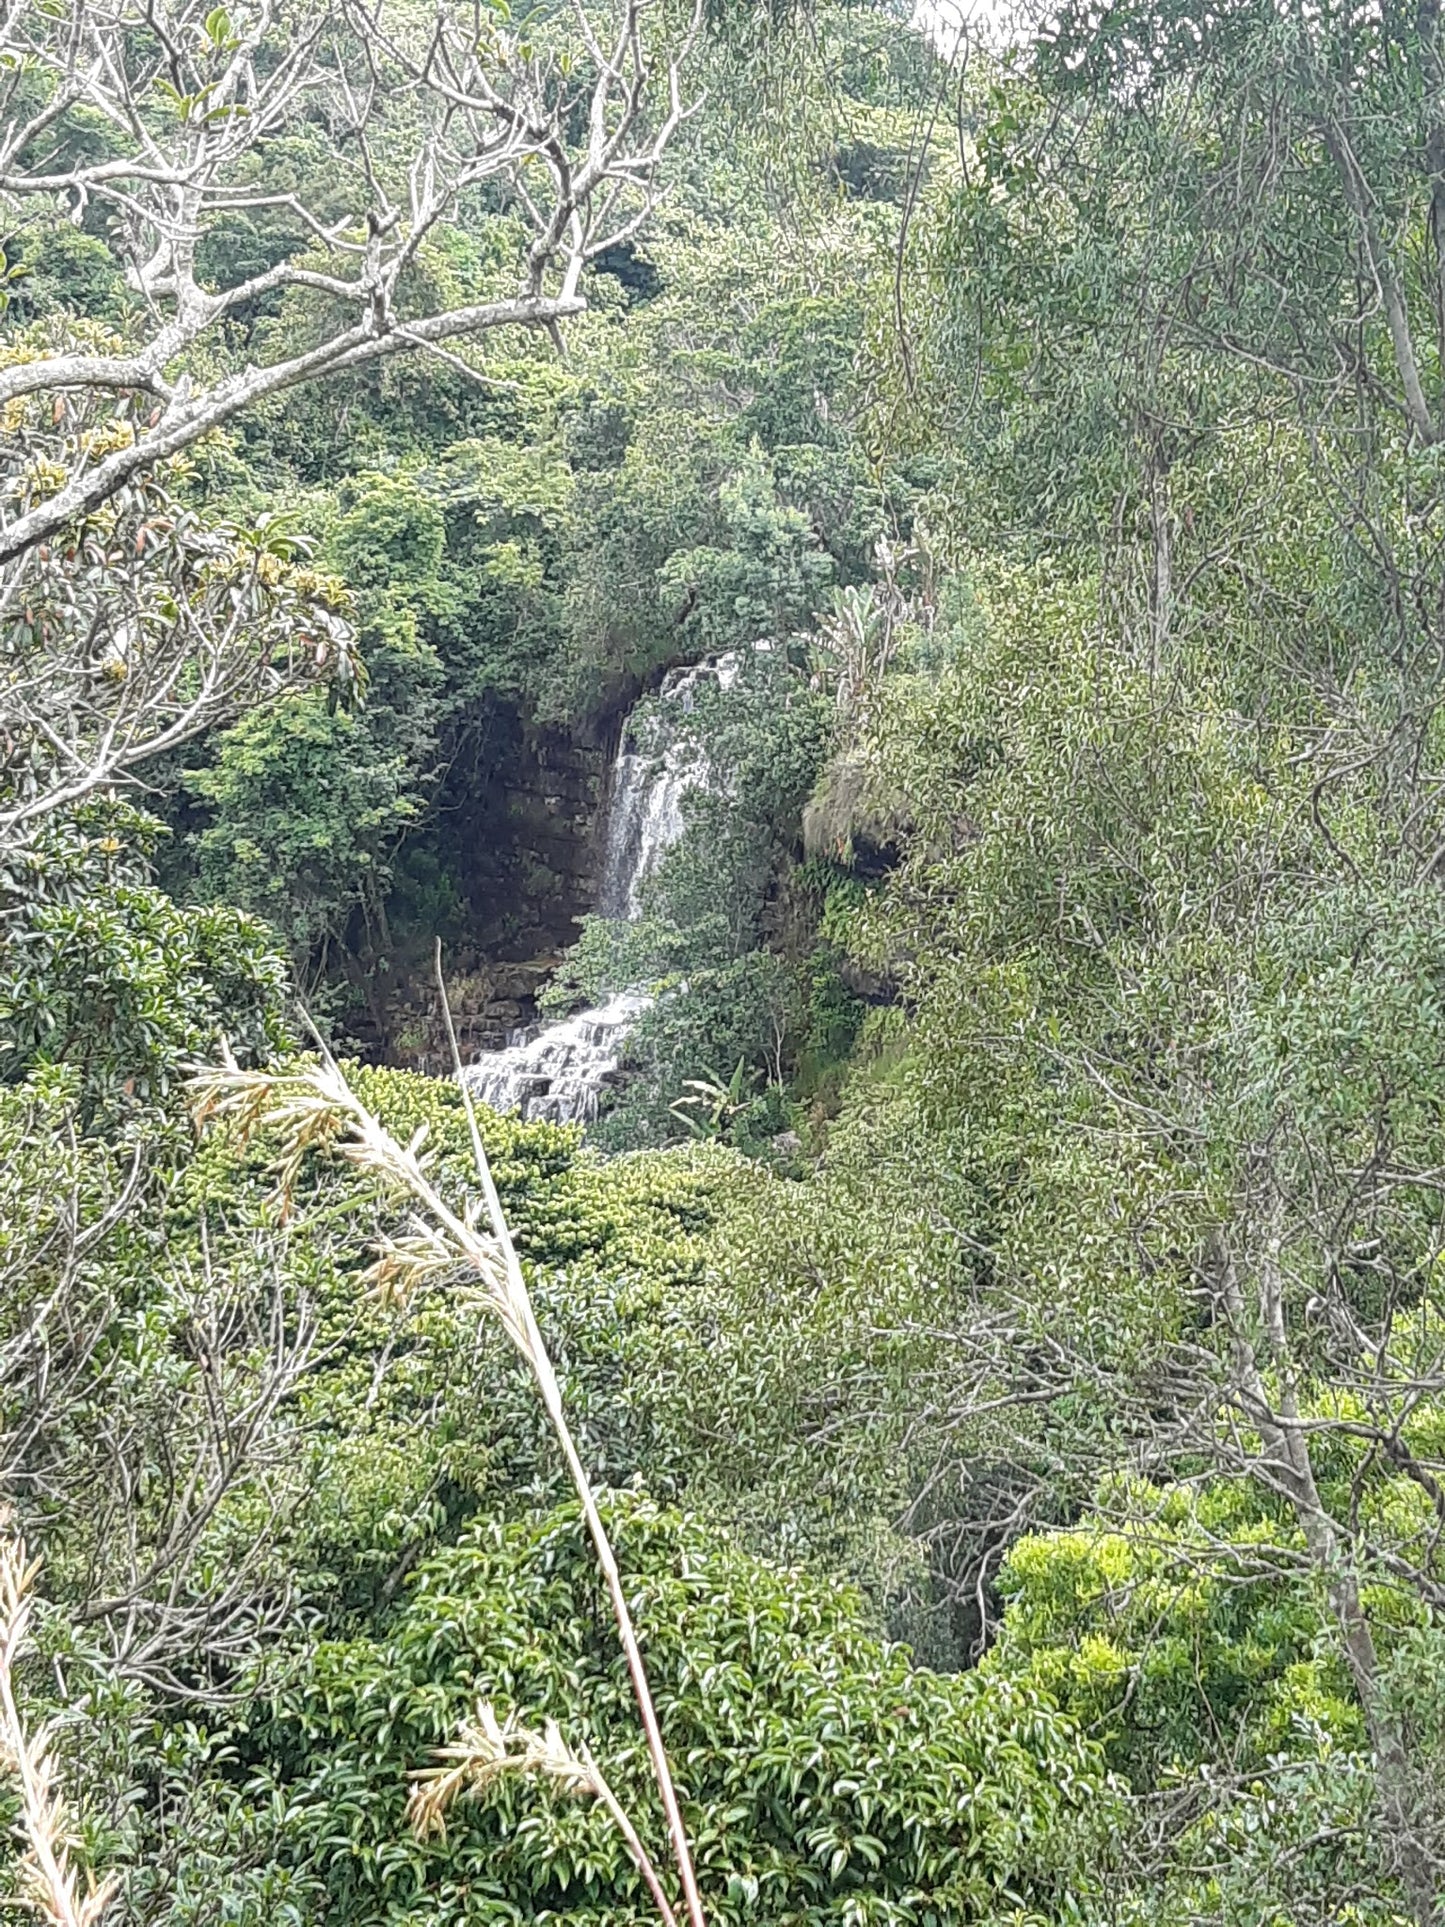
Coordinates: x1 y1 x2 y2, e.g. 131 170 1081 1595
461 657 734 1123
460 990 651 1125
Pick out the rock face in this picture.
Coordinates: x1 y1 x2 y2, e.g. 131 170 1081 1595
462 717 611 965
424 957 562 1064
359 713 612 1071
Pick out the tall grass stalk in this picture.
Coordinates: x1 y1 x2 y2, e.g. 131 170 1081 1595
407 1699 679 1927
0 1524 116 1927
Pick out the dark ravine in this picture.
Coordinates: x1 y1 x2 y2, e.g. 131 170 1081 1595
353 712 612 1072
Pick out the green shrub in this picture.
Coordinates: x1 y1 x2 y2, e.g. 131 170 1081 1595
236 1494 1113 1926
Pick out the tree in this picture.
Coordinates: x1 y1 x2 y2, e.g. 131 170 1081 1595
0 391 357 861
0 0 700 565
1031 0 1445 451
867 18 1445 1910
805 553 1445 1916
226 1495 1110 1926
189 690 417 968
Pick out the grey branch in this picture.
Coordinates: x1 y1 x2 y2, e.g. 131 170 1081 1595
0 0 701 559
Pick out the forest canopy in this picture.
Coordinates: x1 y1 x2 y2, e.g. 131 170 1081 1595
5 0 1445 1921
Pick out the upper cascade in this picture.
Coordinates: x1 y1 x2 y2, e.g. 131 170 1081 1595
461 654 736 1124
595 654 740 919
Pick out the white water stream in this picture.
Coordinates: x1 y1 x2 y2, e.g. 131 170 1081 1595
461 989 652 1126
461 657 736 1124
595 655 738 918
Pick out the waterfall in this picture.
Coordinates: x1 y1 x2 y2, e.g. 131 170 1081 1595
461 656 735 1124
460 989 651 1126
596 654 739 919
595 743 691 921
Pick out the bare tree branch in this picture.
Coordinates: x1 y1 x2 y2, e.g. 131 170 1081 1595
0 0 701 566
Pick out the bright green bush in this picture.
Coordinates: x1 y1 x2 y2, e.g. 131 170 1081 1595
984 1479 1363 1787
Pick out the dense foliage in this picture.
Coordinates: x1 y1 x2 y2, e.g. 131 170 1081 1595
12 0 1445 1920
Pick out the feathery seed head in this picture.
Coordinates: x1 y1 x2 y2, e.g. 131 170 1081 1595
406 1702 604 1840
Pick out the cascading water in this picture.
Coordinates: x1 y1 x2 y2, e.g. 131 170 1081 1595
461 989 652 1125
460 656 736 1124
596 654 739 919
